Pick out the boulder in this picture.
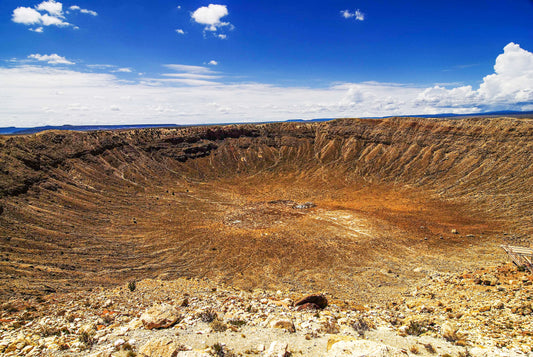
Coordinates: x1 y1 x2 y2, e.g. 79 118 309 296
294 294 328 309
140 303 181 329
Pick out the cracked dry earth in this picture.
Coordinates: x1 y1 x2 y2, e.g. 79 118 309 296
0 116 532 356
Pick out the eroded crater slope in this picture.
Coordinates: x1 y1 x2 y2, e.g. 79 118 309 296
0 117 531 301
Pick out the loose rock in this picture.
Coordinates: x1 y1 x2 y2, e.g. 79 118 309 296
139 336 183 357
263 341 289 357
140 303 181 329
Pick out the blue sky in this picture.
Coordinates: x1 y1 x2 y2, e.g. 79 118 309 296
1 0 532 126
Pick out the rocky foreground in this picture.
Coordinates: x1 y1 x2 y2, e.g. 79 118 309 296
1 263 532 357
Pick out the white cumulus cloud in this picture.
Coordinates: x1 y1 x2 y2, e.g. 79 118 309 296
12 7 43 25
69 5 98 16
28 53 74 65
208 60 218 66
12 5 70 28
478 42 533 103
36 0 63 17
191 4 232 38
341 9 365 21
176 29 185 35
417 42 533 110
40 13 69 26
11 1 96 31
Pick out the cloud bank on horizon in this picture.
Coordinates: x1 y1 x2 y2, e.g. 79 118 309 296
1 42 532 127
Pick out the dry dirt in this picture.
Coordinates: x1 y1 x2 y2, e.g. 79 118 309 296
0 116 532 303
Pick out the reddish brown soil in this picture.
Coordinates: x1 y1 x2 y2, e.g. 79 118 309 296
0 117 531 302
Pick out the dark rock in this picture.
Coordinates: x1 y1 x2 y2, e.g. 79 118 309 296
294 294 327 309
296 302 321 311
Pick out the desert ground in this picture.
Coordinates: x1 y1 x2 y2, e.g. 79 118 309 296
0 116 532 356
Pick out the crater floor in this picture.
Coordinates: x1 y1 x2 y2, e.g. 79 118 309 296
0 117 531 301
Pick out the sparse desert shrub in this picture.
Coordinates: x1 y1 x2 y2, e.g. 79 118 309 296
128 281 136 292
102 313 115 324
320 319 339 334
352 317 371 337
39 324 68 337
210 342 236 357
78 331 94 346
115 342 136 357
210 318 227 332
458 349 472 357
228 318 246 327
409 345 419 354
406 320 432 336
212 343 224 357
199 308 217 323
66 313 77 322
58 342 70 351
423 343 436 354
245 304 257 313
